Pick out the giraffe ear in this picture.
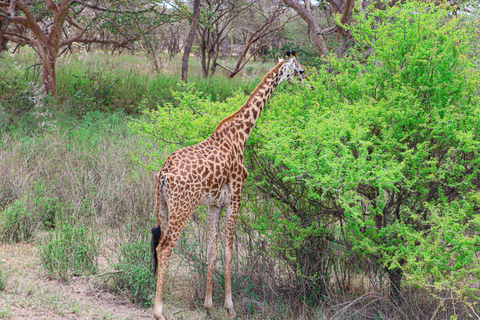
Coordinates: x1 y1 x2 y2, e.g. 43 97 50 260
278 58 284 63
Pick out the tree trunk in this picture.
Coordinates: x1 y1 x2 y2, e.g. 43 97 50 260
0 21 8 53
387 267 403 304
282 0 328 56
181 0 200 83
200 42 207 77
41 50 57 96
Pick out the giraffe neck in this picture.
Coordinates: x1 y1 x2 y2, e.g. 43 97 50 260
212 61 285 149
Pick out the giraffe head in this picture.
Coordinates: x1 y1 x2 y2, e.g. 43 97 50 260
280 51 310 87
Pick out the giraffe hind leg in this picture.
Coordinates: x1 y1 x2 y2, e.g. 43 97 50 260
153 196 201 320
204 205 223 316
153 175 169 274
223 200 242 319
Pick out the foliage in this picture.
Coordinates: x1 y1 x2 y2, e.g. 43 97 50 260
40 221 99 281
0 184 57 243
0 199 35 243
0 66 56 132
0 51 261 120
129 82 246 170
114 239 156 307
258 0 480 302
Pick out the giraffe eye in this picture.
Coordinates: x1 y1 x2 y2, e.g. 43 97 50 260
299 70 305 74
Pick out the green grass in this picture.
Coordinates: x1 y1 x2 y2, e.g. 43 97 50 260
114 239 156 306
40 221 99 281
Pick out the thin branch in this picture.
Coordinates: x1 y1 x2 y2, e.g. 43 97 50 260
4 30 32 42
72 1 156 14
214 62 234 74
7 0 14 18
0 10 12 21
26 62 41 70
317 25 338 35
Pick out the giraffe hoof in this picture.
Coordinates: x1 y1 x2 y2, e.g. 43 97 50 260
153 311 168 320
224 306 236 318
205 307 212 317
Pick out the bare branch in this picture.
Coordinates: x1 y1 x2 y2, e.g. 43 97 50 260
340 0 354 24
4 30 32 43
214 62 234 74
7 0 14 18
72 1 156 14
0 11 13 21
317 25 338 35
14 0 49 44
282 0 328 56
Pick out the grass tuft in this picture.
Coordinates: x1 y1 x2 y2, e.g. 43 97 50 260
40 221 99 281
114 239 156 307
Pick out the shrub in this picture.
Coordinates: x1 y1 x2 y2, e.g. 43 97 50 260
257 0 480 304
0 184 58 243
0 199 33 243
114 239 156 307
40 222 98 281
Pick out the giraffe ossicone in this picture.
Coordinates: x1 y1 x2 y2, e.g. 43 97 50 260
151 52 310 320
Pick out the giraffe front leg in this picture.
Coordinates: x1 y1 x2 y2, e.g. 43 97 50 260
204 205 222 316
223 201 242 318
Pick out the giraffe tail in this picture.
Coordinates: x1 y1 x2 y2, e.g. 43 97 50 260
151 225 162 274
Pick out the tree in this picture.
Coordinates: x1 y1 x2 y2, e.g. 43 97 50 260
182 0 200 83
0 0 159 96
216 1 291 78
257 1 480 303
282 0 329 55
195 0 253 77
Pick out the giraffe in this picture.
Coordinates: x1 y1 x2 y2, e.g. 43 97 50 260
152 51 309 320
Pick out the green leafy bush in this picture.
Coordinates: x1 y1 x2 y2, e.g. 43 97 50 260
0 199 34 243
0 183 58 243
114 239 156 306
129 82 243 170
40 222 98 281
256 0 480 302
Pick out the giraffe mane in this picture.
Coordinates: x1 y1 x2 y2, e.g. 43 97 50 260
213 60 286 133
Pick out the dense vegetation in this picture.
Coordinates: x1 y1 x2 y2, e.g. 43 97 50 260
1 1 480 319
